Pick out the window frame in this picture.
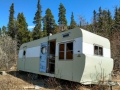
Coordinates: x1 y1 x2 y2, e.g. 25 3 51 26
94 44 103 56
59 43 65 59
59 41 74 60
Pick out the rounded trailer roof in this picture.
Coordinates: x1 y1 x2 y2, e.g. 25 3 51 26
80 28 110 49
19 28 110 49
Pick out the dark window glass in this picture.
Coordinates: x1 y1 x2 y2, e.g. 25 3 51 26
59 44 65 59
23 50 26 56
66 51 73 59
66 42 73 51
99 47 103 56
94 46 98 55
94 45 103 56
59 52 64 59
59 44 64 51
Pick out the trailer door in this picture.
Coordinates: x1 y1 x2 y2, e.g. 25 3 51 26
40 42 48 72
18 46 27 70
19 46 27 70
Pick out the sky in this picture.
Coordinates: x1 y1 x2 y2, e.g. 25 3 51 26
0 0 120 30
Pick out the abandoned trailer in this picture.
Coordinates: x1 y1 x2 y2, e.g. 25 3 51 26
17 28 113 84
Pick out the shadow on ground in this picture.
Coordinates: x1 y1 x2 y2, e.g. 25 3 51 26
7 71 46 88
3 71 120 90
7 71 86 90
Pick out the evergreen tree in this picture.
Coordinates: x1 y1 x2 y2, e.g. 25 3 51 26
0 28 2 37
2 26 7 36
28 30 33 41
107 10 113 26
17 13 30 45
114 7 119 25
91 8 113 37
33 0 42 40
53 24 59 34
102 10 108 32
58 3 67 27
98 7 103 33
114 7 120 30
92 10 97 33
93 10 97 24
70 12 76 29
43 8 56 36
8 3 15 38
107 10 113 36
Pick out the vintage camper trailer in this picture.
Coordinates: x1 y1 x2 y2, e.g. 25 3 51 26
17 28 113 84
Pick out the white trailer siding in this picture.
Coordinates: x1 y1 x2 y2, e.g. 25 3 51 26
17 28 113 85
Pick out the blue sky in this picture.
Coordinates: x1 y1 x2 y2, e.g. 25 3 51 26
0 0 120 30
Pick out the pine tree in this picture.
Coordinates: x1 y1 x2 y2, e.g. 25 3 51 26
93 10 97 24
33 0 42 40
102 10 108 32
98 7 103 33
92 10 97 33
114 7 119 25
107 10 113 26
8 3 15 38
43 8 56 36
0 28 2 37
98 7 102 26
107 10 113 37
2 26 7 36
58 3 67 28
17 13 30 45
92 8 113 37
28 30 33 41
43 30 47 37
53 24 59 34
70 12 76 29
114 7 120 30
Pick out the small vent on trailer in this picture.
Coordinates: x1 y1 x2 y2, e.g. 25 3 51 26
62 32 70 38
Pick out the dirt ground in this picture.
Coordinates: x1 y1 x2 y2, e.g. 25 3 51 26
0 71 120 90
0 71 51 90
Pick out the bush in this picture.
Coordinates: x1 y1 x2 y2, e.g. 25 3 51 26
0 35 17 70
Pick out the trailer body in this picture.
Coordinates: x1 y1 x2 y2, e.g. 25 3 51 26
17 28 113 84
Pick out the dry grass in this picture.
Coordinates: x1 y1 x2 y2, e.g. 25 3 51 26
0 71 120 90
0 74 35 90
0 72 48 90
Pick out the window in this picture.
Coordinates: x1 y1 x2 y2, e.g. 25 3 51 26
23 50 26 56
66 42 73 59
94 45 103 56
59 42 73 60
59 44 64 59
41 47 47 54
